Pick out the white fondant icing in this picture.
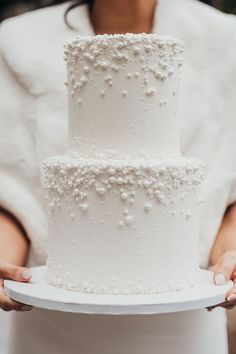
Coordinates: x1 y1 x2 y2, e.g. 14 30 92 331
65 33 184 159
44 156 203 294
44 33 204 294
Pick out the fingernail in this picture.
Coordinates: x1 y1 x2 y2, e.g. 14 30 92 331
227 294 236 302
21 269 32 280
21 305 33 312
214 273 227 285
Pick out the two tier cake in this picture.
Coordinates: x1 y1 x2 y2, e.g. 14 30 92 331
43 34 204 295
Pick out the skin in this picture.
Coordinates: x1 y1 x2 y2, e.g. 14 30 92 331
90 0 157 34
0 0 235 312
208 203 236 310
0 209 32 311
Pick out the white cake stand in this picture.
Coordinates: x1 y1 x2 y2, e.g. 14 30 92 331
4 266 232 315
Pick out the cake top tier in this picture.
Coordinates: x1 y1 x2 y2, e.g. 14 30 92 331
65 33 184 159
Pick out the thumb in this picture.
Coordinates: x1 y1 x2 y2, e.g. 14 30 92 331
214 252 236 285
0 262 32 282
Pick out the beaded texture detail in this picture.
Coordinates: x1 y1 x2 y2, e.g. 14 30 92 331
65 34 184 159
44 156 203 219
44 156 204 295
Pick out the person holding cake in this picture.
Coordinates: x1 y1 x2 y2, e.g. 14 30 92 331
0 0 236 353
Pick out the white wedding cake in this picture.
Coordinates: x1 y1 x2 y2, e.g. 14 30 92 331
43 33 204 295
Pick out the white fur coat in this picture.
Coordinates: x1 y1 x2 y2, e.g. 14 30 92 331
0 0 236 267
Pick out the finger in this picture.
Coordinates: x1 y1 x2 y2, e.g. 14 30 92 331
214 252 236 285
206 306 215 311
231 269 236 280
0 279 32 312
206 301 228 311
0 261 32 282
209 264 217 272
207 299 236 311
224 304 236 310
226 281 236 301
215 301 236 309
207 303 227 311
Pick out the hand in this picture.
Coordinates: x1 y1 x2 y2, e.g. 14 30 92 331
208 251 236 311
0 259 33 312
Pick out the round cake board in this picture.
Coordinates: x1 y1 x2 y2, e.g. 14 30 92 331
4 266 232 315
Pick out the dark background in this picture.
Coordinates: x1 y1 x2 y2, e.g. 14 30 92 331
0 0 236 22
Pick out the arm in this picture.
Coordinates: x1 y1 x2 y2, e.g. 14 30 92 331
0 24 47 312
0 26 47 291
0 210 32 312
210 203 236 307
0 208 29 265
210 203 236 266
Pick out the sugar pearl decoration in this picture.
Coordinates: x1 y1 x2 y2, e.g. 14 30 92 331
80 76 88 84
146 88 155 96
117 177 124 184
133 46 141 54
80 203 89 212
109 177 116 183
111 64 119 71
118 221 124 227
83 66 90 73
186 212 192 220
108 168 116 175
144 203 152 212
123 208 129 215
125 215 133 225
96 186 106 195
121 192 128 200
100 60 109 69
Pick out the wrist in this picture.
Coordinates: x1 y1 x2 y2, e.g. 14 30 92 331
0 209 30 266
222 233 236 253
210 232 236 266
210 205 236 266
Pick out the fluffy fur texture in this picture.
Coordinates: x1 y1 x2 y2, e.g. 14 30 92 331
0 0 235 267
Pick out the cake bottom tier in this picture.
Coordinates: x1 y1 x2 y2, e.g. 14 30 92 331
44 156 203 294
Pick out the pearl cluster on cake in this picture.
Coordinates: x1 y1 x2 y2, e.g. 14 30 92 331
44 156 203 226
64 33 183 104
